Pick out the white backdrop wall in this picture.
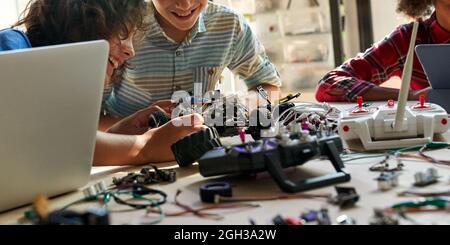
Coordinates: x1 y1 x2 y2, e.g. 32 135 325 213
0 0 29 29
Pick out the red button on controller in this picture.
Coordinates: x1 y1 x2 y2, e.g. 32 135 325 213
352 96 369 114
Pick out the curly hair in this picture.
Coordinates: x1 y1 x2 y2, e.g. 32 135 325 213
14 0 149 83
397 0 434 18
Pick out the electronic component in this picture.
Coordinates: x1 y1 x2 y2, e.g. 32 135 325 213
328 186 360 208
26 183 168 226
172 92 250 137
171 92 348 193
200 182 233 204
83 181 108 198
201 93 249 136
94 181 108 194
112 166 176 187
271 215 305 225
42 208 110 225
369 155 404 172
336 215 356 225
301 210 319 223
28 195 110 225
370 209 399 225
285 217 305 225
340 95 449 151
275 103 339 136
339 22 449 150
299 209 332 225
198 134 350 193
375 172 401 191
414 168 439 187
316 208 332 225
272 215 287 225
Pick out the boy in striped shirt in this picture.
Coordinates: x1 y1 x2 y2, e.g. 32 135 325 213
102 0 282 131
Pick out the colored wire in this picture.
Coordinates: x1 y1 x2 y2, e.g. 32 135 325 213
342 142 450 164
59 197 97 212
147 189 260 220
141 205 165 225
112 185 167 210
399 190 450 197
396 143 450 166
342 154 387 163
384 207 450 214
58 185 167 216
216 192 331 203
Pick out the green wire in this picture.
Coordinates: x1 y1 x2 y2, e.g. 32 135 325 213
56 191 167 225
59 195 99 211
342 142 450 163
141 205 165 225
391 197 450 209
343 154 387 163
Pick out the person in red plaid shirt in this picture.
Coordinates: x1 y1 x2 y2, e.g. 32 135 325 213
316 0 450 102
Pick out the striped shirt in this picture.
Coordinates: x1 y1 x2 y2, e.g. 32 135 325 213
315 13 450 102
104 2 281 117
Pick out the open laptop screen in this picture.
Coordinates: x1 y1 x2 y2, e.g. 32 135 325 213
416 44 450 114
416 44 450 89
0 40 108 212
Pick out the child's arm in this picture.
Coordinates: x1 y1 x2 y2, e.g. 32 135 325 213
93 131 147 165
98 115 122 132
228 16 282 91
99 100 176 133
93 114 206 166
316 23 420 102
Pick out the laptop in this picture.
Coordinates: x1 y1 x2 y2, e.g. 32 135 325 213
416 44 450 113
0 40 108 212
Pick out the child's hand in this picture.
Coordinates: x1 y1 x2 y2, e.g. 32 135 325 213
137 113 207 163
107 105 169 135
151 99 177 115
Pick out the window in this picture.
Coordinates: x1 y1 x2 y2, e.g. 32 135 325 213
0 0 29 29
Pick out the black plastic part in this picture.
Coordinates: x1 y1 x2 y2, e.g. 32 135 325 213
200 182 233 203
317 209 332 225
112 166 176 186
172 127 222 167
272 215 287 225
42 208 110 225
330 186 360 208
198 135 351 193
264 148 350 193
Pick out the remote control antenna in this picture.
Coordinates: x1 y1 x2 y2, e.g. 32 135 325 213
393 21 419 132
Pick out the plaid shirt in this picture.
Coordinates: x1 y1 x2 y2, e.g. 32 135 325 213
316 13 450 102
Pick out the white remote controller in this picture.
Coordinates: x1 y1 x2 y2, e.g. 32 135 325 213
339 96 449 150
338 22 449 150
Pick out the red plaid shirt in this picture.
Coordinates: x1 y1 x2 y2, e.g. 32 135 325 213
316 13 450 102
